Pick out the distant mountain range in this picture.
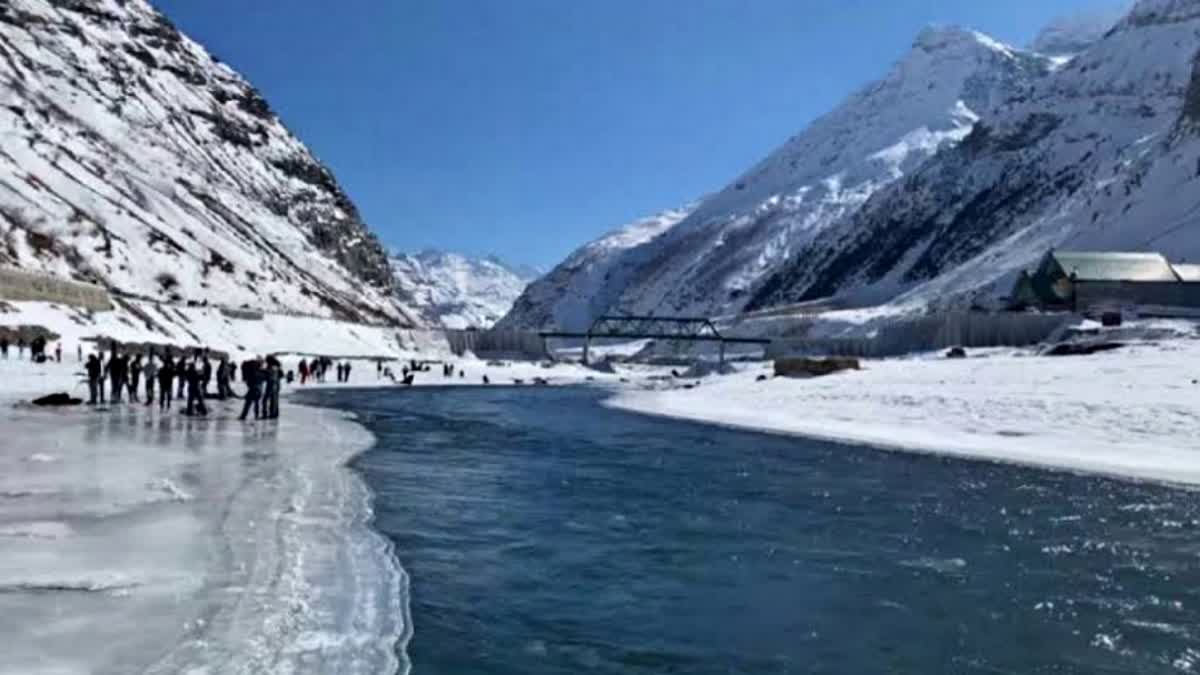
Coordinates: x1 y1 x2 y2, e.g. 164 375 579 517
391 251 538 329
504 0 1200 329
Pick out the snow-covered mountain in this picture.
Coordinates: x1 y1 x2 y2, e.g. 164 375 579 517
0 0 415 324
502 23 1067 328
391 251 537 329
749 0 1200 312
499 205 696 330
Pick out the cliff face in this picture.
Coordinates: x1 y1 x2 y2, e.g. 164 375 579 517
0 0 413 324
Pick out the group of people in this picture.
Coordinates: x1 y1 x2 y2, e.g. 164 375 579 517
82 346 285 421
297 356 335 384
0 335 62 363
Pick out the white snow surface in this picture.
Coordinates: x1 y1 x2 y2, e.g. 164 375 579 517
611 336 1200 486
390 251 536 329
0 0 412 324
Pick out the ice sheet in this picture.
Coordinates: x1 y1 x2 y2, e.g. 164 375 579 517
0 365 404 674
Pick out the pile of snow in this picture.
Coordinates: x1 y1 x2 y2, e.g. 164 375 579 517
0 0 414 324
391 250 537 329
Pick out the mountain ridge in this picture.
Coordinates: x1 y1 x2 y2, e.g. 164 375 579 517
0 0 415 324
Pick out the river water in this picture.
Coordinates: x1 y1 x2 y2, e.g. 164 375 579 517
307 386 1200 674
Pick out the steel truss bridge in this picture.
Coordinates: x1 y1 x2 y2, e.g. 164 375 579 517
539 315 770 365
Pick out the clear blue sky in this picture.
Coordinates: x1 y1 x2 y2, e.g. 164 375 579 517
154 0 1120 268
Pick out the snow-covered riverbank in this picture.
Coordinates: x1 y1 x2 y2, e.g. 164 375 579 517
0 359 405 675
610 336 1200 486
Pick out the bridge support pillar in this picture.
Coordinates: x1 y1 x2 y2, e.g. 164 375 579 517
582 335 590 365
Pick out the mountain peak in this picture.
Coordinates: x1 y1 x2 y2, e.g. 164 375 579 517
390 251 535 328
912 25 1015 58
1029 6 1126 55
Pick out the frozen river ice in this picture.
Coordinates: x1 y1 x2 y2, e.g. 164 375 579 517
0 397 404 675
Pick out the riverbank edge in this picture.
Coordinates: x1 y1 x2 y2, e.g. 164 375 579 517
285 393 414 675
604 390 1200 490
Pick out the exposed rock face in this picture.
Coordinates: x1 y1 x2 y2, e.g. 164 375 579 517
0 0 412 324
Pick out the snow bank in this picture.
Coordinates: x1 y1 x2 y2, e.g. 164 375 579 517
0 299 451 363
610 338 1200 486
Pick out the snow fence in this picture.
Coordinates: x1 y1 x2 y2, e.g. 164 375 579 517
444 329 548 360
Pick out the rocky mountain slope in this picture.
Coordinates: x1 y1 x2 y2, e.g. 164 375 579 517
391 250 536 329
499 205 695 331
502 23 1068 329
0 0 414 324
749 0 1200 312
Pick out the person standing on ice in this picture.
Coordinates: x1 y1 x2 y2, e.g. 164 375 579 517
184 360 207 416
143 353 158 407
344 361 352 383
76 343 82 362
54 342 61 363
238 357 263 421
200 352 213 398
298 358 309 385
215 357 231 399
17 338 25 359
108 350 127 404
177 352 191 399
158 355 175 411
0 336 7 359
262 357 281 419
127 354 142 403
85 354 103 405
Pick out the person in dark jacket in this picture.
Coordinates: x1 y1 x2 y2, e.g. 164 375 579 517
200 354 213 398
0 336 8 359
143 354 158 407
108 351 127 404
158 355 175 411
85 354 102 405
239 357 263 421
185 360 207 416
127 355 142 403
262 356 281 419
214 358 229 399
